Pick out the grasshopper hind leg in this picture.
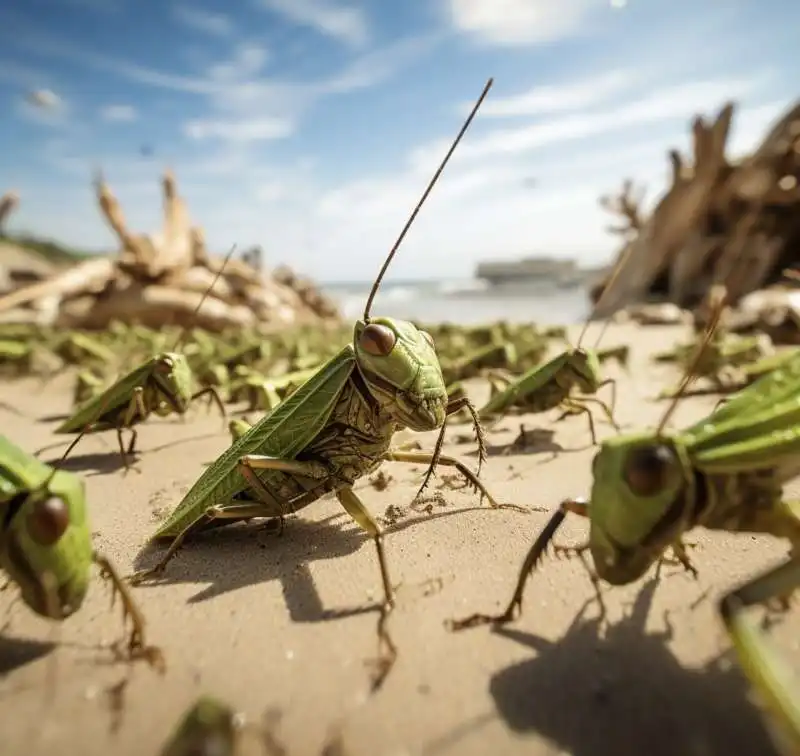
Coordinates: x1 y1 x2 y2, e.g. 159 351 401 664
720 556 800 755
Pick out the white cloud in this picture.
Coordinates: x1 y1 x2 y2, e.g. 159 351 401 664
414 74 768 168
258 0 369 47
447 0 606 46
206 43 269 81
172 6 233 37
99 103 137 122
183 116 294 142
472 70 637 118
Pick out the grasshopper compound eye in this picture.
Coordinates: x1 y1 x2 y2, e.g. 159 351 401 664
359 323 396 357
26 497 70 546
623 444 676 497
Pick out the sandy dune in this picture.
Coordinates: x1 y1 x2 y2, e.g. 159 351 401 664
0 323 792 756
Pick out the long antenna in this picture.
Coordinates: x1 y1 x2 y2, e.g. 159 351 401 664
576 228 639 350
171 242 238 352
363 78 494 321
655 284 727 435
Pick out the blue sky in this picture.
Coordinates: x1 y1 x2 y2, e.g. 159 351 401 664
0 0 797 282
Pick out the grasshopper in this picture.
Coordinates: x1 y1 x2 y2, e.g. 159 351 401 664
128 78 523 687
0 434 162 668
51 258 235 468
473 251 638 443
446 289 800 755
159 697 242 756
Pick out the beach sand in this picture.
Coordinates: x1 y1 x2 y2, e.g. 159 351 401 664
0 322 793 756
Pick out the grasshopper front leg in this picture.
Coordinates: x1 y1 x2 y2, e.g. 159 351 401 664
190 386 227 423
720 555 800 755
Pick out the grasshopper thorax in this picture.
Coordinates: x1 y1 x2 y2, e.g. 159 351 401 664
568 348 603 394
588 432 694 585
0 472 92 619
353 317 448 432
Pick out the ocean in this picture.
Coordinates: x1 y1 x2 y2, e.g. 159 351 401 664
320 279 592 326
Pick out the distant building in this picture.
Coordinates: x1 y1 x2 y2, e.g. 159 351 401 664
475 256 582 287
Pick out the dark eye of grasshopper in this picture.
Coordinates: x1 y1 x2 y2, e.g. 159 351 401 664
359 323 396 357
623 444 676 497
26 497 70 546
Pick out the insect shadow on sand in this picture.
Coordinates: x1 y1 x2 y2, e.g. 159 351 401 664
40 431 222 475
0 635 56 677
486 574 779 756
131 505 489 625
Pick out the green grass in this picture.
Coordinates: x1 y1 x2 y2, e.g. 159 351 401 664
0 232 95 265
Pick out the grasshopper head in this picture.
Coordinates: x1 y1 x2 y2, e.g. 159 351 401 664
570 348 603 393
0 471 92 619
353 317 447 431
588 432 692 585
154 352 194 412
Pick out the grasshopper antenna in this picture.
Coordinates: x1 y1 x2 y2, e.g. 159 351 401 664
574 233 638 350
656 284 727 435
170 242 238 352
363 77 494 321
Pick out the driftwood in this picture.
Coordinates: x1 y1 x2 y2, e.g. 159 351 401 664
0 170 341 330
591 99 800 317
0 191 18 232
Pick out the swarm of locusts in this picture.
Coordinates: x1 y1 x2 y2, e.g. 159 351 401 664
3 77 800 756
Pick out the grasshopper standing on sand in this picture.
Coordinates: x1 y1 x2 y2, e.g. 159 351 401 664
0 434 162 669
475 250 637 443
51 258 233 469
447 288 800 755
128 78 525 684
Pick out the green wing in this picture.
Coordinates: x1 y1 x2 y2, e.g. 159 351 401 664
479 352 569 417
0 435 51 501
683 350 800 475
153 346 355 537
55 358 158 432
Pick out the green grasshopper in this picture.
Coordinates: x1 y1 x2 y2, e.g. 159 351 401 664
446 291 800 755
127 79 522 687
473 252 637 443
159 697 242 756
0 434 162 668
50 259 236 469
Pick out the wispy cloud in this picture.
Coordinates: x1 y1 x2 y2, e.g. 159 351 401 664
172 5 233 37
99 103 137 121
258 0 369 47
447 0 607 46
183 115 294 142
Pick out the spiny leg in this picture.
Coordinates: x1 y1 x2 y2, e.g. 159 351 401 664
446 498 585 631
94 553 165 672
719 556 800 753
577 394 620 432
552 541 607 620
117 386 147 472
191 386 226 422
597 377 618 417
383 449 530 512
336 486 397 691
448 396 488 476
557 398 597 445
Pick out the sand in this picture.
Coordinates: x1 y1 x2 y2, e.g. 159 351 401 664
0 322 793 756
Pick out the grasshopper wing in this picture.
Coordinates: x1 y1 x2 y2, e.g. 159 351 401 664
479 352 569 417
153 347 356 538
55 359 158 433
683 351 800 477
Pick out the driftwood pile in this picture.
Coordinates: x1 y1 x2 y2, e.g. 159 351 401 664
591 98 800 321
0 171 341 331
0 191 18 233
